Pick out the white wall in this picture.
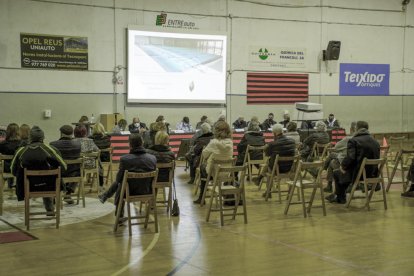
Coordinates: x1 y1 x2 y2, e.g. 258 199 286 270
0 0 413 141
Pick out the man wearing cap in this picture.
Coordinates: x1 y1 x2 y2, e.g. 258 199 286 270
324 113 340 129
50 125 81 204
260 113 276 130
11 126 67 213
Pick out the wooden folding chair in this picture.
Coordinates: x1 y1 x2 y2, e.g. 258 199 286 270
154 161 175 213
62 158 85 208
284 161 326 218
0 154 15 215
244 145 266 183
205 164 247 226
83 151 100 193
193 154 207 196
200 158 235 207
100 147 113 187
263 155 300 202
24 168 61 230
310 142 331 162
345 158 387 210
386 150 414 192
114 170 158 236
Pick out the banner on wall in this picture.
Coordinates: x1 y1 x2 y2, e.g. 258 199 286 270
246 72 308 105
249 46 306 68
155 13 199 30
339 63 389 96
20 33 88 70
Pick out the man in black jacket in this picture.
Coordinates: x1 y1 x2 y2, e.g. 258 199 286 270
254 124 296 186
260 113 276 130
11 126 67 212
232 116 248 129
99 134 156 215
236 122 265 166
128 117 147 133
327 121 380 204
50 125 81 203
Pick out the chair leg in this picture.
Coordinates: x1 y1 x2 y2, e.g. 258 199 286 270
265 175 272 201
153 198 158 233
366 185 376 211
144 201 150 228
307 187 317 214
219 191 224 226
299 187 307 218
114 200 124 233
25 197 30 230
0 179 3 216
242 191 248 224
55 195 60 229
345 182 358 208
381 179 388 210
167 186 172 213
319 185 327 216
284 185 295 215
127 201 132 236
206 190 215 222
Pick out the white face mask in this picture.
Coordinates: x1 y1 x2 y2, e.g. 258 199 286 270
134 123 139 127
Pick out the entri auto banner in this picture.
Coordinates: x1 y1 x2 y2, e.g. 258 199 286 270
20 33 88 70
339 63 389 96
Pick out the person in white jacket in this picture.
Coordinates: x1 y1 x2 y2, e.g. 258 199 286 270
193 121 233 204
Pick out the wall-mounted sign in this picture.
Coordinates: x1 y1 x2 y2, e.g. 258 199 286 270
339 63 389 96
155 13 199 30
20 33 88 70
249 46 306 68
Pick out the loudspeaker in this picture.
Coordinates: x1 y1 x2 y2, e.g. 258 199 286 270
324 41 341 61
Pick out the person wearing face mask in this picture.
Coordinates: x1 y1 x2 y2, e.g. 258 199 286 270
128 117 147 133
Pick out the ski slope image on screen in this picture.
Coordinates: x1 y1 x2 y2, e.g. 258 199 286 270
127 29 227 103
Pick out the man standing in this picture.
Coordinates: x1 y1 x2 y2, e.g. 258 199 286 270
11 126 67 212
327 121 380 204
98 134 156 215
128 117 147 133
50 125 81 204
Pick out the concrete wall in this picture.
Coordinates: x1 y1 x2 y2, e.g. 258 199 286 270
0 0 413 142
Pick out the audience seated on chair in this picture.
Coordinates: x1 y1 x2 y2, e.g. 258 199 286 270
235 122 265 171
323 122 356 193
146 131 175 182
254 124 296 188
98 134 156 215
19 124 30 147
193 121 233 204
195 115 208 130
50 125 81 204
326 121 380 204
0 123 21 188
285 122 300 145
187 123 214 184
91 123 111 162
11 126 67 212
144 121 167 149
300 121 330 161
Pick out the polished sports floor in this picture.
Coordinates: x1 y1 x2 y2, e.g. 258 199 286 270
1 162 414 276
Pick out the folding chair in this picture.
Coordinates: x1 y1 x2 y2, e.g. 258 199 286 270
386 136 406 184
386 150 414 192
263 155 300 202
345 158 387 210
244 145 266 183
205 164 247 226
284 161 326 218
114 170 158 236
310 142 331 162
0 154 15 215
193 154 207 196
83 151 100 193
62 158 85 208
24 168 61 230
154 161 175 213
100 147 113 187
200 158 235 207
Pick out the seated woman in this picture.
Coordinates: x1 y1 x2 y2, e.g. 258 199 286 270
146 131 175 182
176 116 194 132
285 122 300 145
144 121 167 149
74 125 104 189
112 119 127 134
91 123 111 163
193 121 233 204
19 124 30 147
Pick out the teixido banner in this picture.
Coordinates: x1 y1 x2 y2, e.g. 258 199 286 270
20 33 88 70
339 63 389 96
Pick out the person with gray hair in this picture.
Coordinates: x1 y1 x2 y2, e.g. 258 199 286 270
254 123 296 188
186 122 214 184
323 122 357 193
232 116 248 129
300 120 330 161
235 122 265 168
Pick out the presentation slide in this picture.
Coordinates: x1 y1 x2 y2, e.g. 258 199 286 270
127 28 227 104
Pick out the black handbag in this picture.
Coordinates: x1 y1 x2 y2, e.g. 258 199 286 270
171 179 180 216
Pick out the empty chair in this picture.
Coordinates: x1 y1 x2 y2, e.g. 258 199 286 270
263 155 300 202
114 170 158 236
284 161 326 218
205 164 247 226
24 168 61 230
386 149 414 192
345 158 387 210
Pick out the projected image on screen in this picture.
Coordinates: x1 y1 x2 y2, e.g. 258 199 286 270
128 29 227 103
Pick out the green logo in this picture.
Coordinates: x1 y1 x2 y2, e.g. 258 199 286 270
258 48 269 60
156 13 167 26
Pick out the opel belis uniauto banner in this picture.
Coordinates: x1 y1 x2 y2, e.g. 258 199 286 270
339 63 389 96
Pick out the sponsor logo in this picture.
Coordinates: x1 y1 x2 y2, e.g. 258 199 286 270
155 13 198 29
156 13 167 26
251 48 275 60
339 63 389 96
